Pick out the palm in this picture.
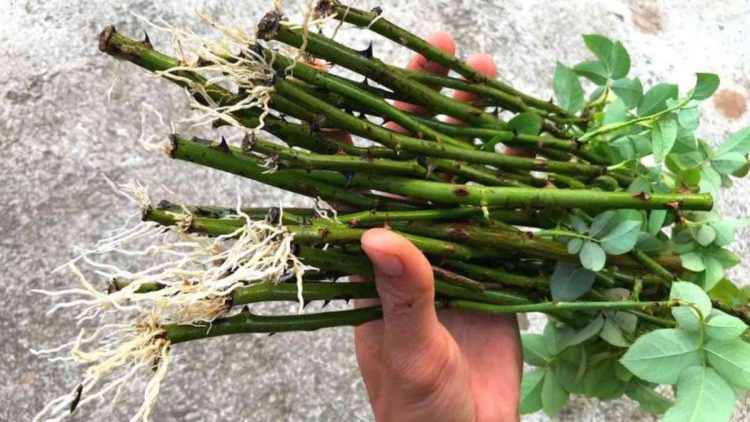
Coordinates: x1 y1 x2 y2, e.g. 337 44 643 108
355 310 521 421
439 311 522 417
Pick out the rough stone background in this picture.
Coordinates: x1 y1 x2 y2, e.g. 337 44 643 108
2 0 750 420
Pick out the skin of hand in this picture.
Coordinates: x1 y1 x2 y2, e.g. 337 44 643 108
351 33 524 422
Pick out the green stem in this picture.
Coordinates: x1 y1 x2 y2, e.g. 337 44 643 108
165 305 384 343
446 299 678 314
392 221 684 271
329 173 712 211
245 133 433 178
168 135 413 211
328 2 574 118
631 250 676 284
274 78 609 178
265 49 473 149
270 21 505 129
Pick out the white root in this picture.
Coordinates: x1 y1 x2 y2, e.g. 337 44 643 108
36 181 315 420
33 316 169 422
38 3 341 418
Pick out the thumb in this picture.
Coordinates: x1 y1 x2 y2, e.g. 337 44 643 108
360 228 443 357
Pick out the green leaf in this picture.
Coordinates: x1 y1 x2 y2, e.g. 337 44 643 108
706 338 750 389
695 225 716 246
699 164 721 196
553 62 584 113
718 126 750 155
481 134 506 152
582 359 628 399
706 310 747 341
620 329 702 384
519 368 545 414
569 215 588 233
611 78 644 109
712 151 747 175
564 315 604 347
669 281 711 331
590 210 618 237
700 256 726 291
709 279 745 308
541 369 569 415
652 115 678 162
522 334 552 366
543 320 564 355
550 262 596 301
567 237 584 254
663 366 734 422
690 73 720 101
601 316 630 347
648 210 667 235
598 210 643 255
638 83 678 116
625 381 673 415
670 281 712 316
573 60 609 85
613 311 638 334
636 232 666 253
554 347 587 394
580 240 606 271
677 106 700 130
608 41 631 79
508 112 542 135
602 99 628 125
712 219 750 247
582 34 614 63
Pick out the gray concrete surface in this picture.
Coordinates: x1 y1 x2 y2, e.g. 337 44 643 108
2 0 750 420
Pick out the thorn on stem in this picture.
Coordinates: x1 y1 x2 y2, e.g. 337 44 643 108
70 384 83 414
142 31 153 49
215 136 230 153
357 41 374 59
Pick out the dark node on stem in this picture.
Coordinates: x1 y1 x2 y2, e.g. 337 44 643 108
98 25 116 53
156 199 175 209
322 299 331 308
223 294 234 311
267 332 277 337
266 207 281 225
524 231 535 239
69 384 83 414
361 76 370 86
241 132 256 153
313 0 334 18
371 6 383 15
215 136 230 153
256 10 284 41
241 305 251 314
290 242 300 256
532 159 547 171
107 280 118 295
167 134 179 159
666 201 681 210
357 41 374 59
632 191 651 201
344 171 355 188
142 31 153 49
452 186 470 197
446 226 470 241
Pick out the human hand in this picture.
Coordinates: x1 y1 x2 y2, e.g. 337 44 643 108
352 33 523 422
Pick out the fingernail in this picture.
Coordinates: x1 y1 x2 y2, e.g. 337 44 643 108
368 250 404 278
